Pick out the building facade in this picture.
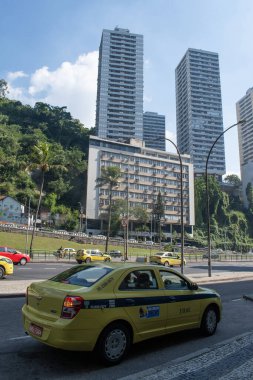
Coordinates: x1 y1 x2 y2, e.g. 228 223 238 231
175 48 225 179
86 136 195 238
95 27 144 141
143 111 166 151
0 196 26 224
236 88 253 206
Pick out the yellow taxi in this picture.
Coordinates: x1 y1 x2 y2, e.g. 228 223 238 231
150 252 186 267
0 255 14 279
75 249 111 264
22 263 222 365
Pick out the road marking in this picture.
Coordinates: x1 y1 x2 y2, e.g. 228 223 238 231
9 336 31 341
232 298 242 302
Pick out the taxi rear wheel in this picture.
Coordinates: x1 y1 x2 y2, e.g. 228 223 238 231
201 306 218 336
85 258 91 263
96 323 131 365
0 266 5 279
164 261 170 267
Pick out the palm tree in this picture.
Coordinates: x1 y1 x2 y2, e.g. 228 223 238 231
96 166 121 253
28 142 65 256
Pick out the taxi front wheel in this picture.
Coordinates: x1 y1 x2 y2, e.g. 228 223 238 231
201 306 218 336
96 323 131 366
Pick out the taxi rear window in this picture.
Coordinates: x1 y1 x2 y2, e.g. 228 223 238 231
50 266 113 287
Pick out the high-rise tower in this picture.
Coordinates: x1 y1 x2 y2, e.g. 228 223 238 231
175 48 225 179
236 87 253 206
143 111 165 151
95 27 143 141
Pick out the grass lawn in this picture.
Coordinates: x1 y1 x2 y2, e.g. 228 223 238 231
0 231 157 256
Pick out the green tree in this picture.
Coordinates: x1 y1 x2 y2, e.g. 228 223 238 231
0 79 8 98
96 166 121 252
110 199 127 235
153 191 164 244
224 174 241 187
28 142 66 255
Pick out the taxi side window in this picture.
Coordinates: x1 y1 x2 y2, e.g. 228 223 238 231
160 271 189 290
119 270 158 291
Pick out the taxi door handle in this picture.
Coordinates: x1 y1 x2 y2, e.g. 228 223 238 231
125 298 135 306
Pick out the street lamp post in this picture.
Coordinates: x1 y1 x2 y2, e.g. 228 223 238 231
163 138 185 274
78 202 83 232
205 120 246 277
125 175 129 261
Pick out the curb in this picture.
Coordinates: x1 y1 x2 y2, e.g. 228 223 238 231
0 293 26 298
119 331 253 380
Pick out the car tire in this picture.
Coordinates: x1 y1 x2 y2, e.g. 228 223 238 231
201 306 218 336
0 266 5 279
96 322 131 366
76 260 82 264
20 258 27 266
164 261 170 267
105 258 111 262
85 258 91 263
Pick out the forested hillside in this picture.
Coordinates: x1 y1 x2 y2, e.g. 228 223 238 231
0 93 94 227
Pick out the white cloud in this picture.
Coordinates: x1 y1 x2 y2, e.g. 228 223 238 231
7 71 28 82
7 51 99 128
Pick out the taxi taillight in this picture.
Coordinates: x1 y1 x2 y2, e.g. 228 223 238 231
61 296 84 319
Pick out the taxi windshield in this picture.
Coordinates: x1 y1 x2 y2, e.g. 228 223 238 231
50 266 113 287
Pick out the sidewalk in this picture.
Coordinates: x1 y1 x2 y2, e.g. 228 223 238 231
1 270 253 298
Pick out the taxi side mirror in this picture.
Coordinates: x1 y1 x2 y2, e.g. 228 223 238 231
188 282 198 290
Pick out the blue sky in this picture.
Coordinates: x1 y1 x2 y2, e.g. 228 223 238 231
1 0 253 176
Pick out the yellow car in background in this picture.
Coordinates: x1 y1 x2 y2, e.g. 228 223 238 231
150 252 186 267
22 263 222 365
0 255 14 279
75 249 111 264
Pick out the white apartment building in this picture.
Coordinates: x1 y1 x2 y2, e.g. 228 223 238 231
176 48 225 180
95 27 144 141
236 87 253 206
86 136 195 237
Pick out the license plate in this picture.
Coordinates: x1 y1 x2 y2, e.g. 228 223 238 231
29 323 43 337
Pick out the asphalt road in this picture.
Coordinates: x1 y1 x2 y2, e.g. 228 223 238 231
1 279 253 379
7 261 253 281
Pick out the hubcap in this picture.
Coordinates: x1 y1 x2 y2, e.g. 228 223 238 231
104 329 127 360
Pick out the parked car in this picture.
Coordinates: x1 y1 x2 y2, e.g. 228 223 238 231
150 252 186 267
23 263 222 365
62 248 76 257
128 238 138 244
145 240 154 245
75 249 111 264
0 246 30 265
109 250 122 258
94 234 106 240
0 255 13 279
